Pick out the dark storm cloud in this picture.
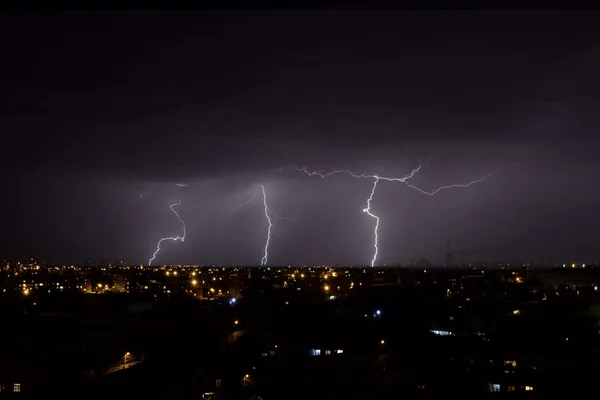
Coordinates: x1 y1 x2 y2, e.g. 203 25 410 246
1 11 600 264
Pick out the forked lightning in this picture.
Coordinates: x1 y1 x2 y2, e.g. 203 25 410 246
298 162 495 266
148 201 186 266
260 184 272 266
363 178 380 267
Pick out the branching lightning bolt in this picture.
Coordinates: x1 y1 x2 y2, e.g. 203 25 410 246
229 194 256 217
148 201 186 266
363 178 380 267
298 161 495 266
266 209 300 222
260 184 272 266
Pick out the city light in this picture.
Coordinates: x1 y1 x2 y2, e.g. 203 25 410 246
191 279 197 285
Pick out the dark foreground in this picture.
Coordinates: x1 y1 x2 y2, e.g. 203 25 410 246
1 266 600 399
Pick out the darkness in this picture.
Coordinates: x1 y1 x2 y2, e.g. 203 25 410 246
1 11 600 265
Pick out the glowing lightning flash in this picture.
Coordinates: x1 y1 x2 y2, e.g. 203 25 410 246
363 178 380 267
260 184 272 266
148 201 186 266
298 162 495 266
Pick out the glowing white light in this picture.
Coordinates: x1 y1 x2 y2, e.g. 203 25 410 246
430 329 454 336
260 184 272 266
148 201 186 266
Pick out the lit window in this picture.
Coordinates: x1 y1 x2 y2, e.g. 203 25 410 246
13 383 21 393
491 384 500 392
508 386 515 392
525 386 534 391
336 349 343 354
325 350 331 355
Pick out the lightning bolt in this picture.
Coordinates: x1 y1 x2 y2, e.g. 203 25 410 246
298 161 495 266
260 184 272 266
229 194 256 217
363 178 380 267
148 201 186 266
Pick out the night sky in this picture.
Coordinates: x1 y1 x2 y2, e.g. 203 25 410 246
1 11 599 266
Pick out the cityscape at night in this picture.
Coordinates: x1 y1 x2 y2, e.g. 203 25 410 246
2 259 600 397
2 8 600 399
